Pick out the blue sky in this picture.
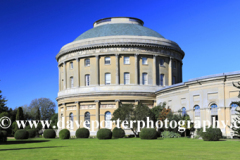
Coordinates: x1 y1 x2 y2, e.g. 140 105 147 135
0 0 239 110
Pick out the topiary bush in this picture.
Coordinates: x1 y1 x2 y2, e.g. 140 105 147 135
14 130 29 140
112 127 125 138
97 128 112 139
75 128 90 138
140 128 157 139
27 129 36 138
0 131 7 142
201 127 222 141
43 129 56 138
59 129 70 139
161 131 181 138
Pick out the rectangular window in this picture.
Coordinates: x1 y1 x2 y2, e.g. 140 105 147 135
142 73 148 85
105 57 111 65
160 59 164 66
105 73 111 85
70 62 73 69
124 57 130 64
70 77 74 88
172 76 176 85
124 72 130 84
85 59 90 66
160 74 164 86
85 74 90 86
142 57 147 65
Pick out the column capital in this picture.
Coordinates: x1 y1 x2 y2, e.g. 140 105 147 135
115 53 119 56
75 58 79 62
135 53 139 56
95 100 99 102
95 55 99 58
115 99 120 102
62 103 65 106
75 101 79 104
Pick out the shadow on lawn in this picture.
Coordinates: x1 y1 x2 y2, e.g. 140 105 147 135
0 140 50 145
0 146 64 151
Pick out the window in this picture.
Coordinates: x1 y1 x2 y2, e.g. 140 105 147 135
142 57 147 65
70 77 74 88
69 113 73 129
85 59 90 66
70 62 73 69
85 74 90 86
182 107 186 116
160 74 164 86
195 105 200 117
172 76 176 85
84 112 90 128
105 57 111 65
211 104 218 126
160 59 164 66
124 72 130 84
105 111 111 128
142 73 148 85
173 61 176 69
105 73 111 85
231 103 238 115
124 56 130 64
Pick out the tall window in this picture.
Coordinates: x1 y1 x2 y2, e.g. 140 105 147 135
182 107 186 116
142 73 148 85
172 76 176 85
160 59 164 66
211 104 218 126
84 112 90 128
85 74 90 86
173 61 176 69
142 57 147 65
70 62 73 69
160 74 164 86
85 59 90 66
124 56 130 64
105 73 111 85
124 72 130 84
70 77 74 88
195 105 200 117
69 113 73 129
231 103 238 115
105 111 111 128
105 57 111 65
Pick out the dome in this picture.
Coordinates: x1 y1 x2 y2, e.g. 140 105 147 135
74 17 164 41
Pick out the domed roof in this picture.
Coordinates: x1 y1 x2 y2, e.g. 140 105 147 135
74 17 164 41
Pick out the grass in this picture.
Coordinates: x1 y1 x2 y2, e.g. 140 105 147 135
1 138 240 160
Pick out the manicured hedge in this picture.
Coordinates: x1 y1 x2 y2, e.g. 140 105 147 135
43 129 56 138
59 129 70 139
161 131 181 138
76 128 90 138
140 128 157 139
97 128 112 139
112 127 125 138
0 131 7 142
27 129 36 138
14 130 29 140
201 127 222 141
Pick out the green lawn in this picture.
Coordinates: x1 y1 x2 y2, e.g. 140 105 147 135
1 138 240 160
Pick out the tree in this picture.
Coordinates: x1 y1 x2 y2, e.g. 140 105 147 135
150 102 166 123
158 107 171 121
0 90 8 113
16 107 25 120
36 107 41 120
50 113 58 129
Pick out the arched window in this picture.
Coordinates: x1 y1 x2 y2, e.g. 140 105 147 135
194 105 200 117
105 111 111 128
69 113 73 129
84 112 90 128
211 104 218 115
231 103 239 115
182 107 186 116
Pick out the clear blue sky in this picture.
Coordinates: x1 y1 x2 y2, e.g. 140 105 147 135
0 0 239 110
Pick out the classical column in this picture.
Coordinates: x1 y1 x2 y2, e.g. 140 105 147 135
135 54 139 85
63 62 67 89
58 64 61 91
180 61 183 83
76 101 80 129
95 100 100 130
62 103 66 129
153 55 156 86
135 100 139 105
168 57 172 86
96 55 99 85
115 54 119 85
76 58 79 87
115 100 120 109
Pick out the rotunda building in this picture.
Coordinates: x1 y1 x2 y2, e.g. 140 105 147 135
56 17 185 134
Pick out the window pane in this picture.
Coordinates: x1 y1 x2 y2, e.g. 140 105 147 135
124 57 130 64
211 104 218 115
231 103 238 115
105 111 111 128
142 57 147 64
195 105 200 117
172 76 176 84
105 57 111 64
85 75 90 86
105 73 111 85
182 107 186 116
160 74 164 86
70 77 74 88
124 73 130 84
160 59 164 66
85 59 90 66
142 73 148 85
84 112 90 128
70 62 73 69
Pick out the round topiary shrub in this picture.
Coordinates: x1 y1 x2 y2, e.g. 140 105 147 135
112 127 125 138
76 128 90 138
140 128 157 139
14 130 29 140
59 129 70 139
27 129 36 138
97 128 112 139
43 129 56 138
201 127 222 141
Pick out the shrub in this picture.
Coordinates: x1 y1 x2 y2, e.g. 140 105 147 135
59 129 70 139
97 129 112 139
43 129 56 138
76 128 90 138
201 127 222 141
161 131 181 138
112 127 125 138
0 130 7 142
140 128 157 139
27 129 36 138
14 130 29 140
